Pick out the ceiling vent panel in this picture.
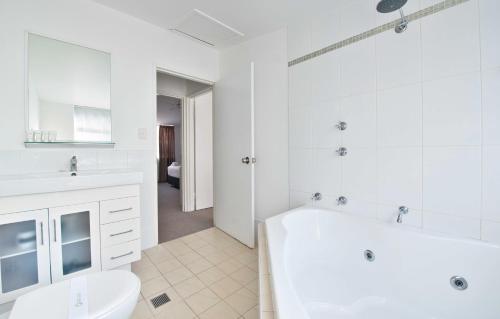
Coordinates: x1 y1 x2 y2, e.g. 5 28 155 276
170 9 245 47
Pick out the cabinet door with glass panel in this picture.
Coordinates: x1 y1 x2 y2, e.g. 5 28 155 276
0 210 51 303
49 203 101 282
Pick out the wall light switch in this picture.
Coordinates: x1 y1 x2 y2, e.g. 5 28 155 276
137 128 148 140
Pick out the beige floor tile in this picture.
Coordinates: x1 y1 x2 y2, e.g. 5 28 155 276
144 246 175 264
210 237 238 249
185 288 221 314
134 265 162 283
194 244 219 257
197 266 227 286
198 301 239 319
177 251 203 265
209 277 242 299
225 288 258 315
154 301 196 319
132 256 154 272
156 258 183 274
173 276 206 298
163 266 194 285
223 244 249 257
131 300 153 319
242 306 259 319
204 251 231 265
244 279 259 296
230 267 258 286
162 240 193 256
234 252 257 265
185 258 213 274
217 259 244 275
180 233 202 244
247 260 259 272
186 238 210 250
141 276 171 298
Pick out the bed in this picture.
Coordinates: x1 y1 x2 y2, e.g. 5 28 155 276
167 162 181 189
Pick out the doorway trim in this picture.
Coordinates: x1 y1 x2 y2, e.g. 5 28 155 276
153 66 214 246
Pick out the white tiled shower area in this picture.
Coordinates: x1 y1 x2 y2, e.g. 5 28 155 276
288 0 500 242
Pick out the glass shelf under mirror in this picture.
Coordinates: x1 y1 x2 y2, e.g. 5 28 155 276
24 141 115 148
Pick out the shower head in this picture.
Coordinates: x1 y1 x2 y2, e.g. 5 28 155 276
376 0 408 13
376 0 409 33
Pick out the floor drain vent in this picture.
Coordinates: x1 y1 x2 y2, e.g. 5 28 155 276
151 293 170 308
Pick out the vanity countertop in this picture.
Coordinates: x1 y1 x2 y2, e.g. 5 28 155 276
0 169 143 197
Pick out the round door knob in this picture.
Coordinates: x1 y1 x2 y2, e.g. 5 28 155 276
241 157 250 164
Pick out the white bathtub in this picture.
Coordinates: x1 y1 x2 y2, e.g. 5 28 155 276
265 206 500 319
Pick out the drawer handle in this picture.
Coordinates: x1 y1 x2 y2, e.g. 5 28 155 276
109 207 133 214
111 251 134 260
110 229 133 237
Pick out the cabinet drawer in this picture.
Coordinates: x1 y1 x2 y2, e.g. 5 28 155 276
101 239 141 270
100 197 139 224
101 218 140 247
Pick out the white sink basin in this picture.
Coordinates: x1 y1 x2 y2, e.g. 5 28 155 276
0 169 143 197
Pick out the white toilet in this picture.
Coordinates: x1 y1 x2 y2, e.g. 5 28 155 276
8 270 140 319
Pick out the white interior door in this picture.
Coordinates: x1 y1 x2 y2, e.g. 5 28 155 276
195 90 214 210
214 62 255 248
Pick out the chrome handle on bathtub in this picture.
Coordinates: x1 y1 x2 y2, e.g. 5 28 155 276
337 196 348 206
336 147 347 156
311 192 322 201
335 121 347 131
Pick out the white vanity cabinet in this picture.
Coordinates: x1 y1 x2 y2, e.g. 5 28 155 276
0 183 142 304
49 202 101 282
0 210 51 303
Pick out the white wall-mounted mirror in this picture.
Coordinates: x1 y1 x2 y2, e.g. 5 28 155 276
27 33 112 144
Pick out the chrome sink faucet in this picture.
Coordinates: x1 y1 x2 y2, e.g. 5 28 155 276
397 206 409 223
70 156 78 173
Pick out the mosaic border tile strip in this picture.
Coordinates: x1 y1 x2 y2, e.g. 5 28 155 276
288 0 470 67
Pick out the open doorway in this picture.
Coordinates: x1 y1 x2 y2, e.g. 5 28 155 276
156 70 214 243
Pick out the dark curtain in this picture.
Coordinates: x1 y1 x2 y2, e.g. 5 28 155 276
158 125 175 183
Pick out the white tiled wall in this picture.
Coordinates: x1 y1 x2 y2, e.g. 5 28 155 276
288 0 500 242
0 149 140 175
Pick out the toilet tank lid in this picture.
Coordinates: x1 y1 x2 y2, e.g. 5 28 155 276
9 270 140 319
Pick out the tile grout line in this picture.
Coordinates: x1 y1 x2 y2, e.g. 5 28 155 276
288 0 470 67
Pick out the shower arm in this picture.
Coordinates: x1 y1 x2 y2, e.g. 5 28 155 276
398 8 408 24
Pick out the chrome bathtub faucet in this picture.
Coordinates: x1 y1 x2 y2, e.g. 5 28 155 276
397 206 409 223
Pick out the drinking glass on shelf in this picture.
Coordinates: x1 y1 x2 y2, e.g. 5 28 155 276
42 131 50 142
25 130 34 142
48 131 57 142
33 130 42 142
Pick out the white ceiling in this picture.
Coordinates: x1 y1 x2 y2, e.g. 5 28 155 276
92 0 340 48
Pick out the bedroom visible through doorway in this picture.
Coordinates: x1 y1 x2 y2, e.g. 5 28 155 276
156 70 214 243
